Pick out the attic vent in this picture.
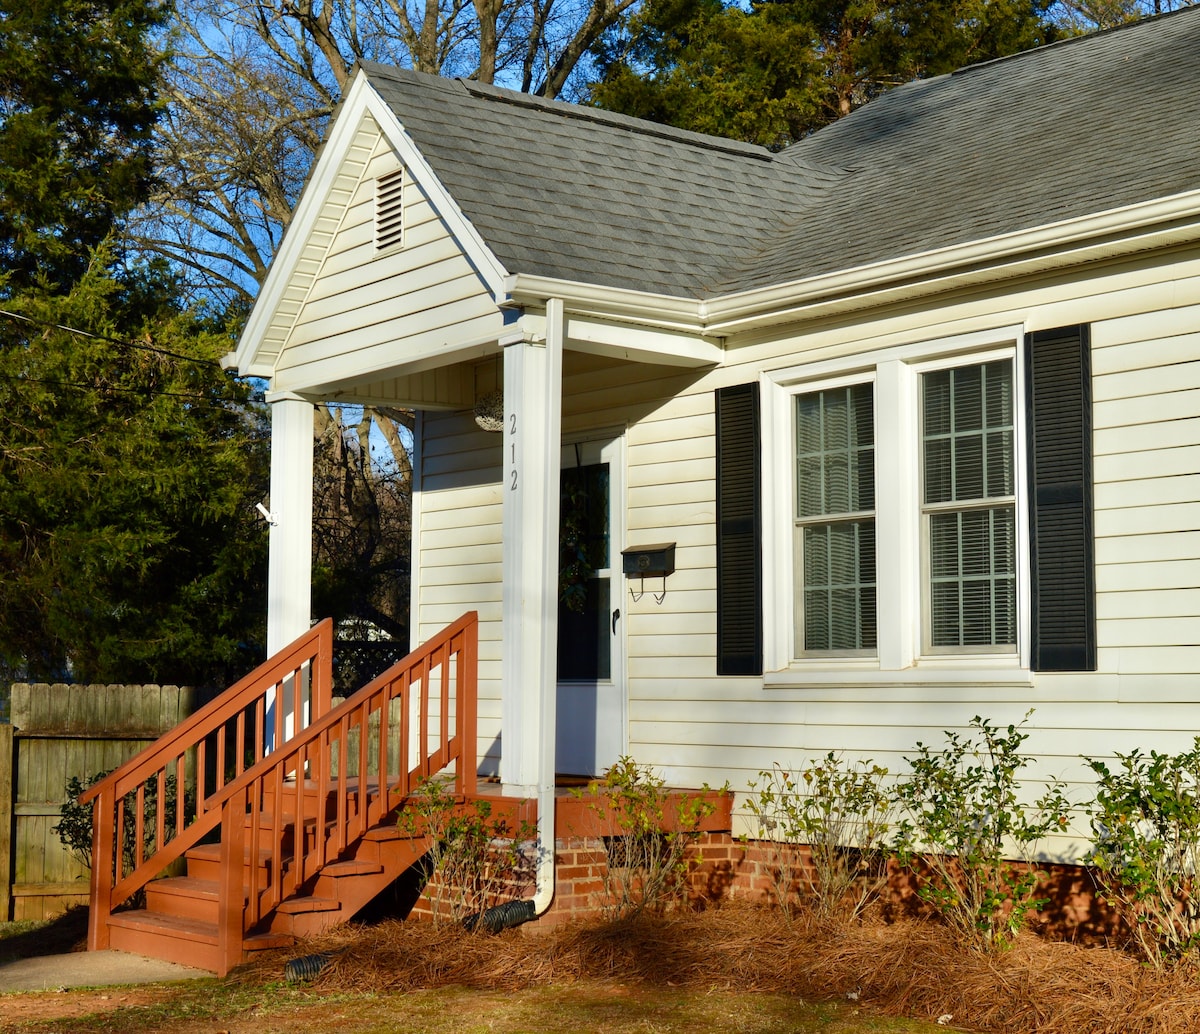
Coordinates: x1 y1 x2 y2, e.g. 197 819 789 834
376 168 405 251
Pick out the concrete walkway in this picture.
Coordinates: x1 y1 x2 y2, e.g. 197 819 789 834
0 951 210 993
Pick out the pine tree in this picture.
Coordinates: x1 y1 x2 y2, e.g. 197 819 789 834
0 0 269 684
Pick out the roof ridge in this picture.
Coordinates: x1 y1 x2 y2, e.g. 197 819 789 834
362 62 778 162
950 2 1199 78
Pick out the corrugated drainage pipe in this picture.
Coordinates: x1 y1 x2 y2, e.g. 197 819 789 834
462 779 555 933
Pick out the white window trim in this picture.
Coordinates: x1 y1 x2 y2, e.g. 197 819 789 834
761 325 1031 682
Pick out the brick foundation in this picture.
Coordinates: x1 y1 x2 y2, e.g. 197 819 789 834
406 831 1123 945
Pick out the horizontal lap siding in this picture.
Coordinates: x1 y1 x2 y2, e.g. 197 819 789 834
417 410 504 774
277 134 503 388
607 264 1200 852
1092 312 1200 676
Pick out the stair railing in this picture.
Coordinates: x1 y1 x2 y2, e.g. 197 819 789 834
219 610 478 965
82 620 334 951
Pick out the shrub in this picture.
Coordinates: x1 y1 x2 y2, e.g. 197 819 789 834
577 756 721 919
891 712 1070 949
744 754 892 921
1085 739 1200 967
398 777 536 926
55 769 193 876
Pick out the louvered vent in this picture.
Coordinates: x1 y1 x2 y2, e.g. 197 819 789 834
376 168 405 251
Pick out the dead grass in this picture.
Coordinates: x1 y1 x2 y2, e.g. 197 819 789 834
236 904 1200 1034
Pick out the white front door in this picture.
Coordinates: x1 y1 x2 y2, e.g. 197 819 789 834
555 436 625 777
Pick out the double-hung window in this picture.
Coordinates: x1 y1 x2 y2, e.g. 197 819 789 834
767 332 1026 670
794 383 876 653
921 360 1016 651
724 324 1094 678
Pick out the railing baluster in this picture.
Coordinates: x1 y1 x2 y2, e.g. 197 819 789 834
82 615 477 967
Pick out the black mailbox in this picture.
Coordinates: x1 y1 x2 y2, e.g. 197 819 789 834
621 543 676 579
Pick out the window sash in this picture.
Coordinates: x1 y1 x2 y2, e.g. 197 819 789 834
794 383 876 654
922 360 1017 650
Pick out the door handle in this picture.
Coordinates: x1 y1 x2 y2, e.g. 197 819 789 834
612 608 620 634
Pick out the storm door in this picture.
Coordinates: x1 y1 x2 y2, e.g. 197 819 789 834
556 436 625 776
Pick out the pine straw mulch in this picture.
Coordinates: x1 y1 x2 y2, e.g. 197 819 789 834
233 905 1200 1034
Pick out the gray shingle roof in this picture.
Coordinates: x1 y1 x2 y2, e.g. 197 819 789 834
363 5 1200 300
722 5 1200 293
363 65 842 297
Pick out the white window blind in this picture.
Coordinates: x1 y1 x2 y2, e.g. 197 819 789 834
794 383 876 652
922 360 1016 648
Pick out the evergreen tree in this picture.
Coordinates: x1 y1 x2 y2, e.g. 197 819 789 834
0 0 269 684
0 0 167 292
588 0 1060 148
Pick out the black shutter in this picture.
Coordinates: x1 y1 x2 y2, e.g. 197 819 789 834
715 383 762 675
1025 326 1096 671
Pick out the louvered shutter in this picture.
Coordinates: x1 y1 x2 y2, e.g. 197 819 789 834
1025 326 1096 671
716 383 762 675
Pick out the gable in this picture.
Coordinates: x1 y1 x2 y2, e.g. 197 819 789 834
231 75 510 400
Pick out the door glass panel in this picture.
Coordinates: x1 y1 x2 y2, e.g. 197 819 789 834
557 461 610 681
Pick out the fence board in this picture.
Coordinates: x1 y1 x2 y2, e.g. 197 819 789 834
3 684 196 920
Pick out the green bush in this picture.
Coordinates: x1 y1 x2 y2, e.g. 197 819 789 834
398 777 536 925
1085 739 1200 966
55 769 193 876
577 756 721 919
745 754 892 921
891 712 1070 949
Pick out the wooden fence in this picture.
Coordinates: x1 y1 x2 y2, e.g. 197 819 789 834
0 683 196 921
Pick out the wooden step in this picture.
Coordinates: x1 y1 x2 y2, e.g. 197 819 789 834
107 909 223 973
276 895 340 914
185 842 273 883
144 876 224 922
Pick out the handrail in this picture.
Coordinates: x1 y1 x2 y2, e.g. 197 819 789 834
222 611 477 955
85 620 334 951
86 612 478 976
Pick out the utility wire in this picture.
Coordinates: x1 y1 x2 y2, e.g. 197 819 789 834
0 372 254 408
0 307 227 370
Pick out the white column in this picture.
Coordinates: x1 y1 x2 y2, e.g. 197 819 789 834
266 392 315 655
500 302 564 794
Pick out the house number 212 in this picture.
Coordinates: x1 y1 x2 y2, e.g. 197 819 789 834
508 412 518 491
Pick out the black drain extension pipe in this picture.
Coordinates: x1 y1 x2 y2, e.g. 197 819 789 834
462 898 537 933
283 950 338 983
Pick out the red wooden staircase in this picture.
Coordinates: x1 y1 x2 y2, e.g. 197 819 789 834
81 612 478 976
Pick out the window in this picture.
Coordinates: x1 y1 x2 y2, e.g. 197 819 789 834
794 383 876 652
742 325 1095 679
922 360 1016 650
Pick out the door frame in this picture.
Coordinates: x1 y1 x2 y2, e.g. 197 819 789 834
555 430 627 776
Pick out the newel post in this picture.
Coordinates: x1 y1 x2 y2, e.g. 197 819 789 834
88 785 116 950
217 787 248 977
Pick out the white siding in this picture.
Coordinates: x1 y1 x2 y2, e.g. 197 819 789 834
605 253 1199 854
273 129 505 396
415 409 504 776
400 235 1200 857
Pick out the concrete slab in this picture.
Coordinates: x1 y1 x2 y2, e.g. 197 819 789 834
0 951 210 993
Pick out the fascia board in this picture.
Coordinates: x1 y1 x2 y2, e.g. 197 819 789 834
702 189 1200 334
232 69 509 378
505 274 705 331
231 71 379 376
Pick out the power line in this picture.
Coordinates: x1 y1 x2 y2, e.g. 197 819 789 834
0 308 226 370
0 372 255 408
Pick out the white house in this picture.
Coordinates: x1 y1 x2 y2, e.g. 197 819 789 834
228 8 1200 831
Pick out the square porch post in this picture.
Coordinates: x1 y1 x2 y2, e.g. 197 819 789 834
266 392 315 654
500 300 564 794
